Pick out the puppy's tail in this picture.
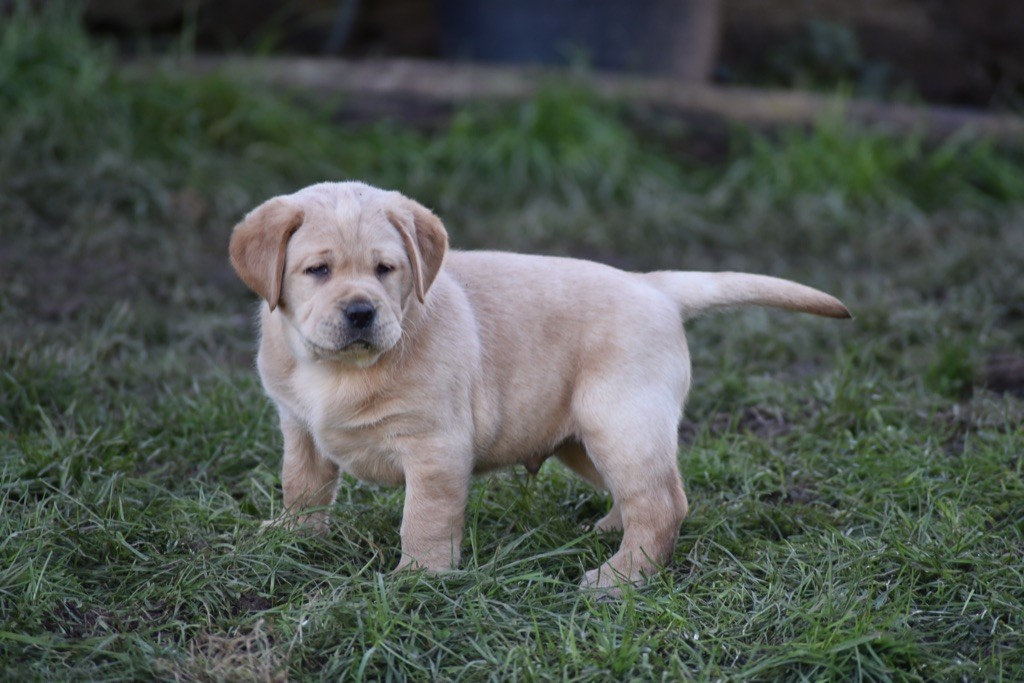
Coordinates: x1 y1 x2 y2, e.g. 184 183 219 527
645 271 852 322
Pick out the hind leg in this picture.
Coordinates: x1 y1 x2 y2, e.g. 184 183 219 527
555 442 622 532
574 387 689 589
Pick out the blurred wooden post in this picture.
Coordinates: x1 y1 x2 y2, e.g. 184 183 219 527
134 56 1024 141
670 0 722 82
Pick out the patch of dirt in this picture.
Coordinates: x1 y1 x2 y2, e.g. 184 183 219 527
230 593 273 618
932 390 1024 456
977 352 1024 397
679 406 793 444
162 618 286 683
760 484 820 506
41 601 117 639
42 599 180 640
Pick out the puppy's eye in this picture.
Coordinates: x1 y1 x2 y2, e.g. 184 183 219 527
304 264 329 277
375 263 395 277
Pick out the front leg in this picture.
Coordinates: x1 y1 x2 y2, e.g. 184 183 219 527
264 412 340 533
395 449 471 573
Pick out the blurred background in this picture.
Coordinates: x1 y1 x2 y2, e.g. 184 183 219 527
2 0 1022 425
80 0 1024 107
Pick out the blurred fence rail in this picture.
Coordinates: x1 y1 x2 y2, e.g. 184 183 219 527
126 56 1024 142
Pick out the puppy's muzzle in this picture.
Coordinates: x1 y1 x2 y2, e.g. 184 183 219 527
344 300 376 331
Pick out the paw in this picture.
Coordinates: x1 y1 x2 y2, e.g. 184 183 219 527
580 567 625 599
580 560 645 593
392 552 457 574
259 510 330 535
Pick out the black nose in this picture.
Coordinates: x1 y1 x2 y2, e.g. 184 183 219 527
345 301 376 329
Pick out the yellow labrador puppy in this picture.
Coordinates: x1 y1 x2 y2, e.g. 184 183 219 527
230 181 850 589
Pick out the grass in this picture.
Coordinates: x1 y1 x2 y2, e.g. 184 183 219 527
2 5 1024 681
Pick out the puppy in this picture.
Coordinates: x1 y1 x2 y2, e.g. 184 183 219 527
229 181 850 589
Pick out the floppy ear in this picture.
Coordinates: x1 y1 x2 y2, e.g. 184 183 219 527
229 198 305 311
386 203 448 304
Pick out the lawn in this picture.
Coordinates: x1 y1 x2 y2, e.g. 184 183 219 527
2 6 1023 681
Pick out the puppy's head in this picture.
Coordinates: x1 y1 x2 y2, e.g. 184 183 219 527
229 182 447 366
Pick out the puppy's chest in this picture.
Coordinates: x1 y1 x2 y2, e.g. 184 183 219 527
314 424 403 486
297 371 409 485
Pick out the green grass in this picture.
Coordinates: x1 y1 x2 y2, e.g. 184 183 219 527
3 5 1024 681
